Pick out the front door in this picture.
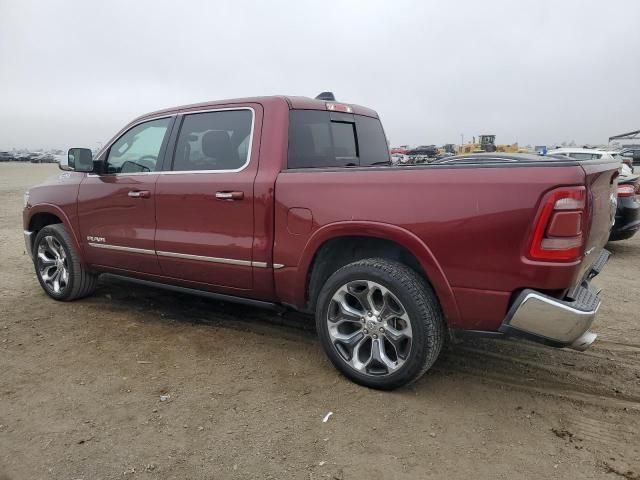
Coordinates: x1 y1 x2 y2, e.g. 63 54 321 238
77 116 174 274
154 106 261 291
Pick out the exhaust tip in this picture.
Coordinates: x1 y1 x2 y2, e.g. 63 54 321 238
569 331 597 351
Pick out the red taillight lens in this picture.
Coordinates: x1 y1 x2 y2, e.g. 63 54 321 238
528 187 586 262
618 184 636 198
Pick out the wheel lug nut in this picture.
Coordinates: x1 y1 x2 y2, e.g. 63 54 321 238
373 334 378 339
367 312 373 317
363 329 368 334
379 327 384 332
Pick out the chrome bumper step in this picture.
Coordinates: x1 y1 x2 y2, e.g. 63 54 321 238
498 249 610 351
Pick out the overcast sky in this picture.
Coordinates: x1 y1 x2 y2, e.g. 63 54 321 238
1 0 639 150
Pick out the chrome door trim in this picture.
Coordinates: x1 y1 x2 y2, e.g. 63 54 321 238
87 243 156 255
160 106 256 174
89 107 256 177
87 243 274 268
156 250 251 266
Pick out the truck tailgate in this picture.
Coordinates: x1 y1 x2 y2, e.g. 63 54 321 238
578 161 619 280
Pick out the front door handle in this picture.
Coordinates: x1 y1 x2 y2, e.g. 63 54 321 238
215 191 244 200
128 190 151 198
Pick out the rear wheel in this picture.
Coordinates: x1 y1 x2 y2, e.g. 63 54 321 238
316 258 444 390
33 224 98 301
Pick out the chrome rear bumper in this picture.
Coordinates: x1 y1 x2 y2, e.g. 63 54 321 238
499 250 609 351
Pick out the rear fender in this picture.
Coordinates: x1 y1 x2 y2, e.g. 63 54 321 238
296 221 460 326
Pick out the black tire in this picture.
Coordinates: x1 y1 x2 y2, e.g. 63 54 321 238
33 224 98 301
315 258 444 390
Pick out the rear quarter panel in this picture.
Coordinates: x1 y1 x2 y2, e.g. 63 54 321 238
274 165 587 329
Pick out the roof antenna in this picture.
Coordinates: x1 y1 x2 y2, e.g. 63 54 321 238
315 92 336 101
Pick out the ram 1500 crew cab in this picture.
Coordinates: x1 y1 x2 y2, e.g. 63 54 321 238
23 95 618 389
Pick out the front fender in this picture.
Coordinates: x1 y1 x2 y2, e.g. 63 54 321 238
24 203 85 263
291 221 460 326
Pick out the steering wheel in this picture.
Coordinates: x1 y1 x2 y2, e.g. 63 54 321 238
137 155 157 171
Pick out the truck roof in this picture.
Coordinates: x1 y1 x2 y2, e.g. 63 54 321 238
133 95 379 124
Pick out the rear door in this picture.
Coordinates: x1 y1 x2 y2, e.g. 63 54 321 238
154 105 261 290
77 116 174 274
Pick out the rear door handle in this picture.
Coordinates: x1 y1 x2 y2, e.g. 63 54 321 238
215 191 244 200
128 190 151 198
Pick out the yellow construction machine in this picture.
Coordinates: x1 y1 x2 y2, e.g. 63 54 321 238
458 135 520 154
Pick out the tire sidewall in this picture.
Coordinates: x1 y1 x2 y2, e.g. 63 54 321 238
316 261 440 390
33 226 76 301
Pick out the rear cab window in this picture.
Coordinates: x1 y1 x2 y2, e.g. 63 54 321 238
288 110 390 169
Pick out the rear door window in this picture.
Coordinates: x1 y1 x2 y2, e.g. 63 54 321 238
172 109 253 172
288 110 390 169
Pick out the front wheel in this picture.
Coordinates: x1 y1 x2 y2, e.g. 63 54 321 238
315 258 444 390
33 224 98 301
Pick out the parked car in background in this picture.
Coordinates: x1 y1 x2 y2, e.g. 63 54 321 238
23 94 619 390
14 152 39 162
390 146 409 155
610 173 640 241
621 147 640 168
547 147 617 161
30 153 56 163
406 145 439 163
0 151 15 162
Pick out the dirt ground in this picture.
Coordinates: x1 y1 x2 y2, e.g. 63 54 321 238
0 163 639 480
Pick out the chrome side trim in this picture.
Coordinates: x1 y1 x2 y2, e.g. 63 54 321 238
24 230 34 259
273 263 285 269
89 107 255 177
87 243 156 255
87 242 274 268
156 250 252 267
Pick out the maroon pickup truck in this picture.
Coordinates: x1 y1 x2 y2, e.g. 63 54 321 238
23 94 618 389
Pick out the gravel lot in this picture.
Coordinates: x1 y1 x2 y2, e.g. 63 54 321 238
1 163 639 480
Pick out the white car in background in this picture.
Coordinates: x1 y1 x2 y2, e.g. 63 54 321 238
549 148 632 174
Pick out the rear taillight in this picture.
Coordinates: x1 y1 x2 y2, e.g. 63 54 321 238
618 184 637 198
528 186 587 262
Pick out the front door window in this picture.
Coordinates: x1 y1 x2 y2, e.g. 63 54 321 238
106 117 172 174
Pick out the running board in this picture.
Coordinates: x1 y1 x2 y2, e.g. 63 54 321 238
101 274 284 312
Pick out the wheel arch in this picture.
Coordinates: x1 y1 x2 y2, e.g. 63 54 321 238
26 204 84 262
298 221 460 326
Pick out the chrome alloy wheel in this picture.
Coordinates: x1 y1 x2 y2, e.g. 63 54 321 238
327 280 413 376
36 235 69 294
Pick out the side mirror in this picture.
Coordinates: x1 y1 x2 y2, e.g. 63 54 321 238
64 148 94 172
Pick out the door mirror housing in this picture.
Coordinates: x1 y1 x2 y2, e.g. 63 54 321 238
63 148 94 172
